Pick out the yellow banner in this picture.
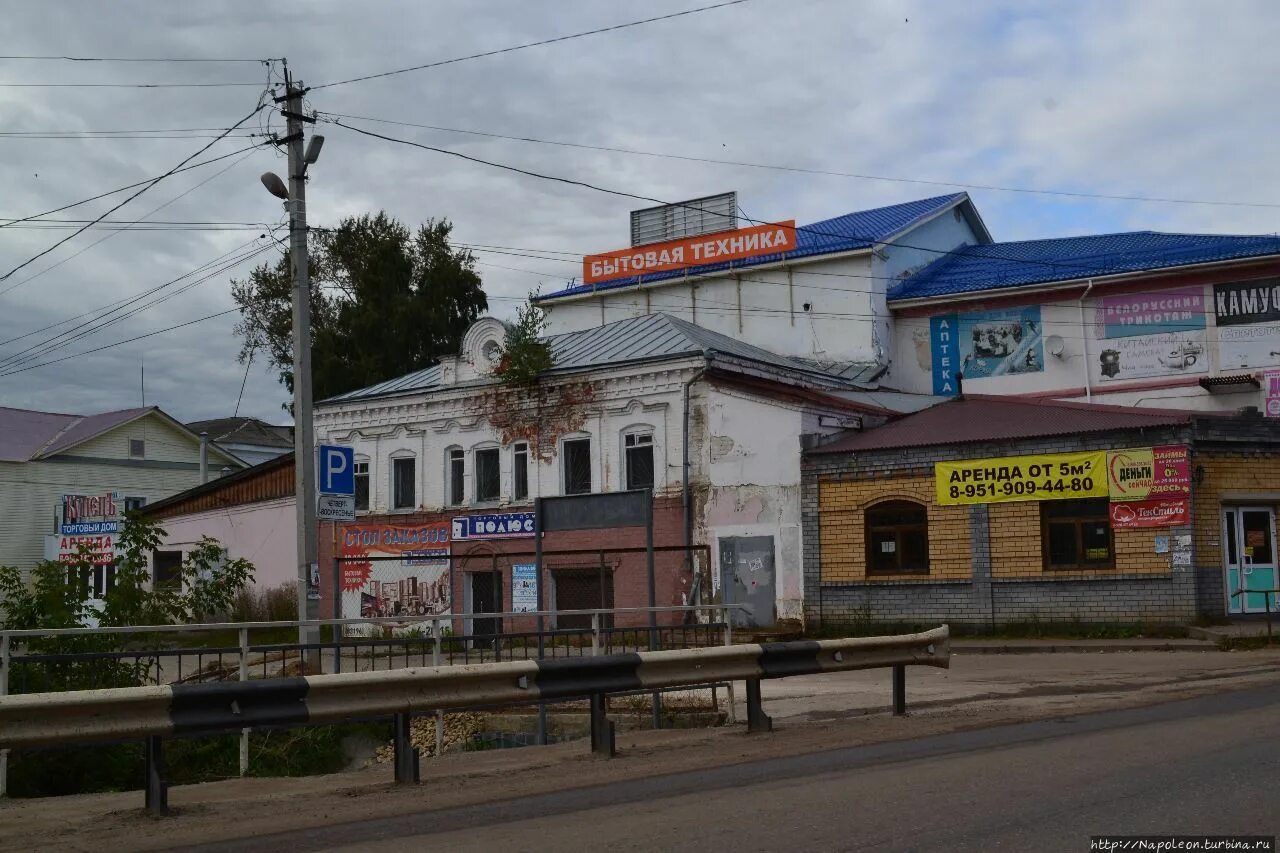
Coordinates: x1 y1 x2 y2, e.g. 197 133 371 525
936 450 1109 506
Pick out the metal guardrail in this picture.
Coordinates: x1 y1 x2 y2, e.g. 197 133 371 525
0 625 949 815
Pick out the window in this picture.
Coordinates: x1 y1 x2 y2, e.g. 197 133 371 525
153 550 182 587
624 431 655 491
1041 499 1114 570
129 439 145 459
513 442 529 501
448 448 465 505
354 461 370 511
392 457 416 510
563 437 592 495
865 501 929 575
475 447 500 503
123 496 146 513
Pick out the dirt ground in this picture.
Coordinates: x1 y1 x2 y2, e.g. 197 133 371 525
3 649 1279 853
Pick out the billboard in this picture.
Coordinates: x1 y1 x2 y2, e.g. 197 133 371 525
338 522 452 622
1095 330 1208 382
930 306 1043 395
452 512 535 541
936 451 1108 506
1098 287 1205 338
1214 279 1280 370
583 220 796 284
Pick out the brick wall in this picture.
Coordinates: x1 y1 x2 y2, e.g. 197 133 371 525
1191 449 1280 618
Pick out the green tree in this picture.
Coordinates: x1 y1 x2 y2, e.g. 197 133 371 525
231 212 487 406
492 295 554 387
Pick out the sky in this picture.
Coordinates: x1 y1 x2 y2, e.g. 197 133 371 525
1 0 1278 426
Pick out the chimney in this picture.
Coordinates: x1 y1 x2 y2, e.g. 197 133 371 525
199 431 209 483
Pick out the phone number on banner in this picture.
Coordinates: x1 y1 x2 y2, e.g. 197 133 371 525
947 476 1098 502
935 451 1109 506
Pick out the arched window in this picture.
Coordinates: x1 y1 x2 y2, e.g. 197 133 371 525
622 427 655 491
445 446 465 506
472 442 500 503
354 454 370 512
865 501 929 575
389 453 416 510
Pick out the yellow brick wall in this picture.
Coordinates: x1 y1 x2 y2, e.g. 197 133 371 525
1193 452 1280 567
818 474 971 582
988 501 1169 578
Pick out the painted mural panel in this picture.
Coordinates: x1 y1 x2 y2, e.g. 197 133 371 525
1214 279 1280 370
1094 287 1209 382
1095 330 1209 382
930 306 1043 396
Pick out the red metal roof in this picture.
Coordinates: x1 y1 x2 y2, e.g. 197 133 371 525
808 395 1201 454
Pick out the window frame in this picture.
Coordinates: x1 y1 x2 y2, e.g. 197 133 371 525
447 447 465 506
353 458 370 512
623 429 655 492
1040 498 1115 571
562 436 592 495
474 446 501 504
129 438 145 459
512 442 529 502
123 496 147 513
864 500 930 576
390 455 417 510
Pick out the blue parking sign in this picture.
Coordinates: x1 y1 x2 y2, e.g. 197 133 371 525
319 444 355 496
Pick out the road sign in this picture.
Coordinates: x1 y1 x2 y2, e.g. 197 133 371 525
319 444 354 496
317 494 356 522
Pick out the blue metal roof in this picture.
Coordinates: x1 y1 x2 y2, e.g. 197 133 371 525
888 231 1280 302
322 313 881 404
538 193 979 300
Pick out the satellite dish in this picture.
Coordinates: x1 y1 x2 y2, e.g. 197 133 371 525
1045 335 1066 358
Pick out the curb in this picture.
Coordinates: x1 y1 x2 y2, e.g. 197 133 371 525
953 641 1219 654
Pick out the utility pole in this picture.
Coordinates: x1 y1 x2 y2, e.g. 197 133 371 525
279 73 320 648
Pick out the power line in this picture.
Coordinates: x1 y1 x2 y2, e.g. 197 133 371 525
0 55 272 63
0 104 267 285
320 111 1280 211
0 132 261 140
0 81 266 88
0 126 262 135
0 308 241 379
310 0 752 90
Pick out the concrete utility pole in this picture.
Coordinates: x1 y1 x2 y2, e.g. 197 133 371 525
281 75 319 644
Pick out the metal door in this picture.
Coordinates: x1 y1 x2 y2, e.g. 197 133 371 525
468 572 501 649
1223 507 1279 614
719 536 776 628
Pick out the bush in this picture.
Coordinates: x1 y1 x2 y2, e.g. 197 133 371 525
229 583 298 623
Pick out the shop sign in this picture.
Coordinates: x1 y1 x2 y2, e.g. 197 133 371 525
61 490 121 535
929 306 1043 396
1267 370 1280 418
337 522 452 620
935 451 1107 506
1109 498 1190 529
1099 287 1205 338
1105 446 1190 500
583 221 796 284
44 532 120 566
1214 279 1280 370
1094 330 1208 382
452 512 535 541
512 564 538 613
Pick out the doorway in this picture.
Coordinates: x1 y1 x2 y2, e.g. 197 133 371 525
718 536 777 628
467 571 502 648
1223 507 1279 614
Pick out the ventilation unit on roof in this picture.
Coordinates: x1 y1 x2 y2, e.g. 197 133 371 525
630 191 737 246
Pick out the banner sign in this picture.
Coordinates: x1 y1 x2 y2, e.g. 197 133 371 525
1266 370 1280 417
1109 498 1190 529
338 522 451 620
61 491 121 535
1213 279 1280 327
935 451 1107 505
583 221 796 284
1099 287 1205 338
1095 330 1208 382
512 564 538 613
44 532 120 566
452 512 535 541
317 494 356 522
930 306 1043 396
1105 445 1191 500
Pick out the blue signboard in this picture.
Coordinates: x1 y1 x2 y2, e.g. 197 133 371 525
930 315 959 396
61 521 120 536
452 512 536 541
319 444 355 496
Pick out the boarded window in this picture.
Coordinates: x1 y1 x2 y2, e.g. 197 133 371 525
865 501 929 575
553 568 615 630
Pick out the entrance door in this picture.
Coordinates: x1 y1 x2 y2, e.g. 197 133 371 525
718 536 776 628
1223 507 1279 614
468 572 501 649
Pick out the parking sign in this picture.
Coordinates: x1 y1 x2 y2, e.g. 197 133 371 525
319 444 355 496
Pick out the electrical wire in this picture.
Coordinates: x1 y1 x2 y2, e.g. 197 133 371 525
310 0 752 90
0 55 273 63
0 104 268 285
319 111 1280 211
0 81 266 88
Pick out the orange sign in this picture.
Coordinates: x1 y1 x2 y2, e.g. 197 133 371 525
583 221 797 284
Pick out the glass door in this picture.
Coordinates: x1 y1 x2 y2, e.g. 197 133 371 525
1223 507 1279 614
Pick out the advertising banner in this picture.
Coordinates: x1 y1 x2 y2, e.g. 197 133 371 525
935 451 1107 506
61 490 121 535
1217 323 1280 371
1105 445 1191 500
1213 279 1280 370
583 220 796 284
1099 287 1205 338
1266 371 1280 417
44 531 120 566
338 522 452 620
930 306 1043 396
512 564 538 613
1109 498 1190 529
452 512 535 541
1095 330 1208 382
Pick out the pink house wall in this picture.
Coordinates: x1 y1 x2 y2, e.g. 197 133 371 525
156 497 297 590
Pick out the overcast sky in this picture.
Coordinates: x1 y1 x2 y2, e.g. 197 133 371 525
2 0 1278 426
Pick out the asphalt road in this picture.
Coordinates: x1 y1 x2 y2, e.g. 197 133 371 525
190 685 1280 853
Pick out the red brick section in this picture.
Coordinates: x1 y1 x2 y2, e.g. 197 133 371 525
316 494 693 632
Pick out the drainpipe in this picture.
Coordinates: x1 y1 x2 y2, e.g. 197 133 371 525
199 432 209 484
682 366 707 615
1079 279 1095 403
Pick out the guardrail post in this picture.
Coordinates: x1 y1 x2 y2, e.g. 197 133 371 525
238 628 250 777
744 679 772 733
432 618 443 759
591 612 601 657
589 694 616 757
892 664 907 716
1 633 9 799
723 612 737 725
392 712 419 784
144 736 169 815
